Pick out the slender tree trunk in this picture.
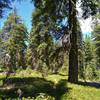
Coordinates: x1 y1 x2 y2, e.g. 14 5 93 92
68 0 78 83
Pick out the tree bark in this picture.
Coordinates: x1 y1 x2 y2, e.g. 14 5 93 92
68 0 78 83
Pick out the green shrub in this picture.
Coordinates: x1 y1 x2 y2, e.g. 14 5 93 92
35 93 55 100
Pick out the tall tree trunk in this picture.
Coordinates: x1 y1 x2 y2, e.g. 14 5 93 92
68 0 78 83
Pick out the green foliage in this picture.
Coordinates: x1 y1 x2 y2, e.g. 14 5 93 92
77 23 84 79
93 13 100 66
0 0 12 18
28 0 99 83
35 93 54 100
81 0 99 19
84 36 94 64
26 48 33 68
0 12 28 70
83 36 97 80
27 5 65 74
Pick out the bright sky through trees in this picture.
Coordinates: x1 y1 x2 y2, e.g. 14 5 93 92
0 0 92 34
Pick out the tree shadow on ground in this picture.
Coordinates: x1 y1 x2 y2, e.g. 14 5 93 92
50 72 67 76
76 81 100 88
0 77 71 100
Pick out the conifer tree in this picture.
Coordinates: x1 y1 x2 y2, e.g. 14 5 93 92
32 0 98 83
0 11 27 70
28 9 54 73
93 14 100 68
84 36 97 80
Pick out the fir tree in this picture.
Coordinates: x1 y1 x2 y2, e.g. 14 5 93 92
0 11 28 70
32 0 98 83
28 9 54 74
84 36 97 80
93 13 100 68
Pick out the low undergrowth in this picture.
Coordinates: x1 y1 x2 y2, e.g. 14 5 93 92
0 69 99 100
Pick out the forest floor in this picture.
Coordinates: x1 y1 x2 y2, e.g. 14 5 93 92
0 69 100 100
